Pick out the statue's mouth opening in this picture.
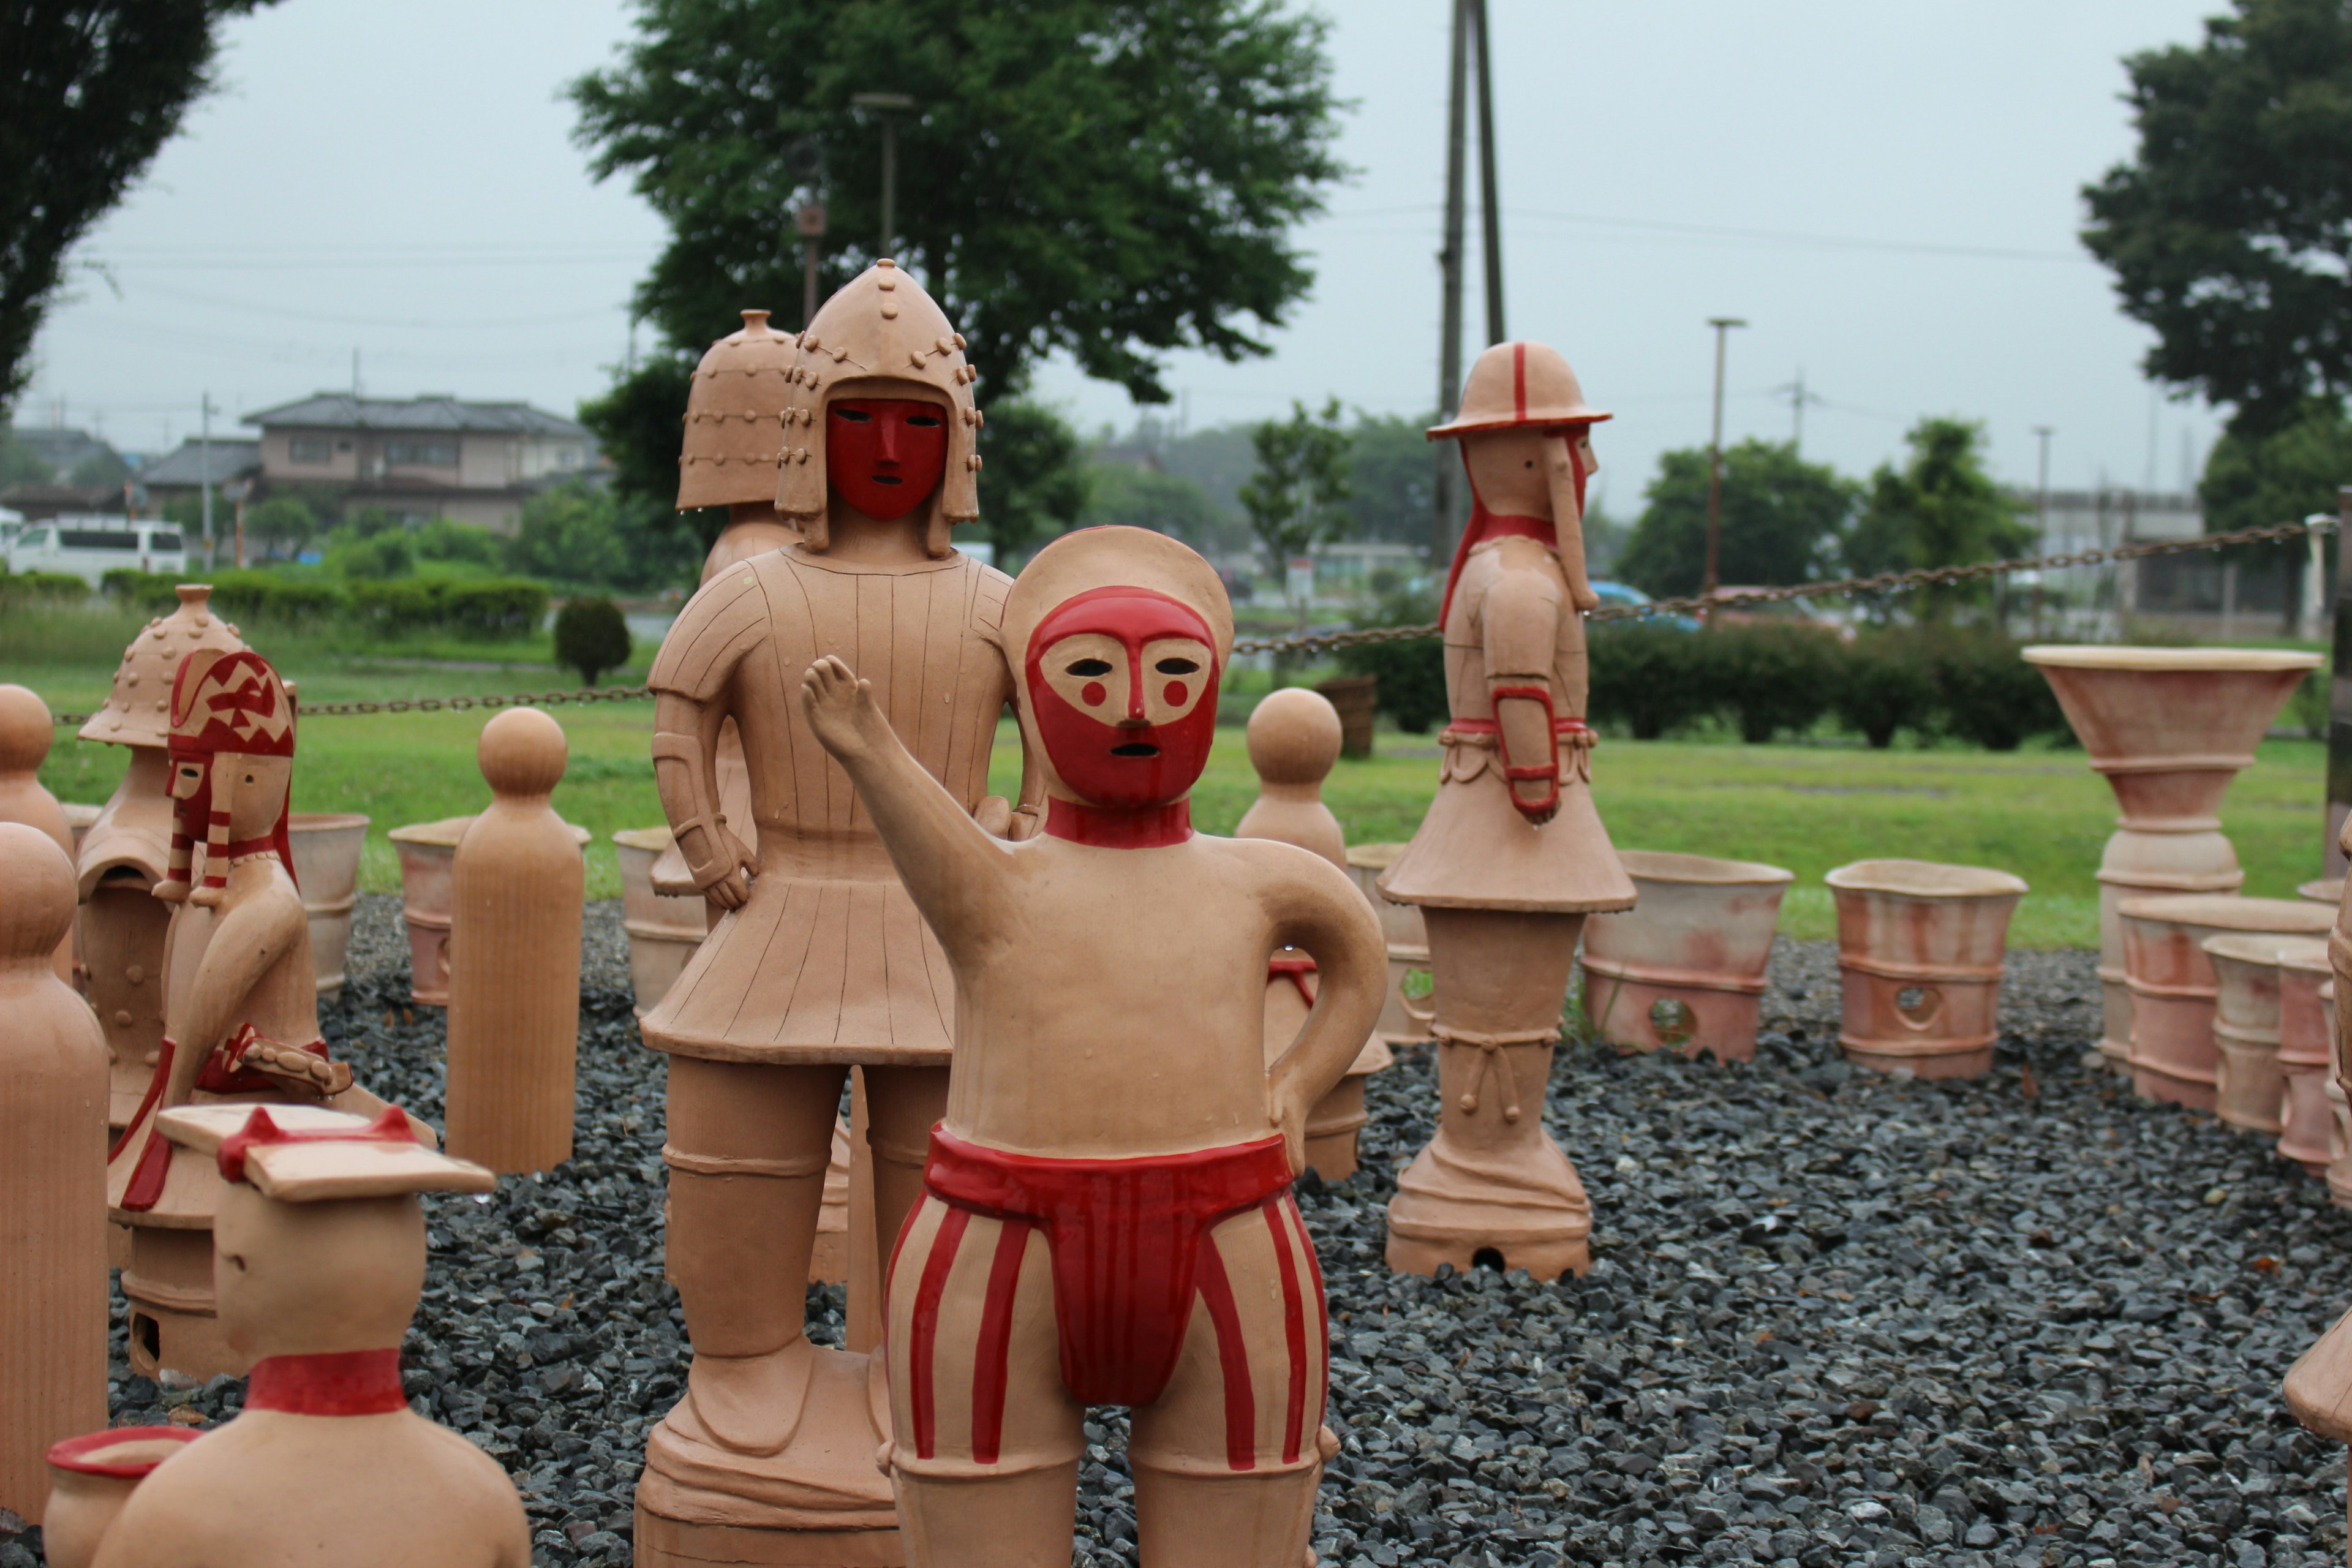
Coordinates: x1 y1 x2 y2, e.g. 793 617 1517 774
1110 743 1159 758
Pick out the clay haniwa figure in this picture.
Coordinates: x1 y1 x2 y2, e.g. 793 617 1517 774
0 684 75 981
635 260 1038 1559
76 587 250 1129
0 824 108 1525
80 1102 528 1567
804 525 1385 1568
108 648 404 1380
1378 339 1637 1281
1235 688 1395 1183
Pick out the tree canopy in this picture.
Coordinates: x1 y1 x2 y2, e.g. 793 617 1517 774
1613 439 1857 600
1238 398 1352 603
1845 417 2032 620
2199 395 2352 532
970 398 1088 567
570 0 1346 532
2082 0 2352 434
1 2 277 412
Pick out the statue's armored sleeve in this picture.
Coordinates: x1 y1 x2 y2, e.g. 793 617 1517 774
650 567 772 703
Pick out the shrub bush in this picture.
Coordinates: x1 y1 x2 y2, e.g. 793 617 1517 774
1337 589 1449 733
100 568 183 612
346 578 548 641
0 569 91 605
554 598 634 686
1928 630 2067 751
1697 625 1839 742
1833 631 1938 748
1588 624 1711 739
205 571 347 624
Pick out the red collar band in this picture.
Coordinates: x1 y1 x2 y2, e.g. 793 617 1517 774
1044 796 1193 848
244 1349 407 1415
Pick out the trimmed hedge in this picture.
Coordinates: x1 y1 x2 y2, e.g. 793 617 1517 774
0 569 91 605
100 568 549 640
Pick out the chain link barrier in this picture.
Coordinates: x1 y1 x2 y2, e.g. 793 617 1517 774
46 515 2337 725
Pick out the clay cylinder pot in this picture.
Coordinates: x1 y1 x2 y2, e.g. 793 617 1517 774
1581 851 1793 1062
2328 981 2352 1209
612 826 712 1016
2117 895 2332 1110
389 816 471 1005
2024 646 2319 1074
1345 843 1434 1047
2277 941 2335 1174
1824 859 2028 1079
2203 933 2293 1136
285 812 368 998
42 1427 200 1567
1312 673 1378 758
444 710 585 1175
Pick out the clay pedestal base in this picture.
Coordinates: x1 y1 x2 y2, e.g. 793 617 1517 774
634 1505 902 1568
1385 909 1591 1281
120 1225 239 1382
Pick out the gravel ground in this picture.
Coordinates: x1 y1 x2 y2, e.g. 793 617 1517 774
20 894 2352 1568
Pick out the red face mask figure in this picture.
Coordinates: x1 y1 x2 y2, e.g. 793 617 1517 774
825 397 949 522
157 649 298 908
796 525 1389 1568
1025 586 1221 848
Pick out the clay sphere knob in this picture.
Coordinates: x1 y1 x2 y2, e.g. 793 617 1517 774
478 707 568 797
0 821 75 965
1246 688 1343 788
0 683 54 772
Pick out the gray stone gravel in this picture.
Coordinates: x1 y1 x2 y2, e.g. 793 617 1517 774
28 895 2352 1568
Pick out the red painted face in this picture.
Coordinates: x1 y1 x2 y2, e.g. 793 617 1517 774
1025 587 1220 811
826 398 949 521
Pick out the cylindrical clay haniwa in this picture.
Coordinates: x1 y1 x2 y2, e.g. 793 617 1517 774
0 685 76 983
444 708 584 1174
0 824 109 1523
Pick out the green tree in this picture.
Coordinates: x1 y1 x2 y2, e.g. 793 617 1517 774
2 2 280 409
0 429 53 484
505 481 698 592
1340 413 1439 546
1238 398 1351 616
1845 417 2033 622
2199 396 2352 531
972 399 1088 567
1615 439 1857 600
1077 461 1235 553
2082 0 2352 433
568 0 1344 533
243 496 315 562
69 447 129 488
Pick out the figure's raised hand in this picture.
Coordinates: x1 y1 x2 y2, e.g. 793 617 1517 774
800 655 889 764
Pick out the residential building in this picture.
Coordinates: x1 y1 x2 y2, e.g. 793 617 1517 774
138 437 262 510
243 393 594 533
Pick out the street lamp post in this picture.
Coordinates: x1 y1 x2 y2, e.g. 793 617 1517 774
1702 316 1747 608
850 92 916 259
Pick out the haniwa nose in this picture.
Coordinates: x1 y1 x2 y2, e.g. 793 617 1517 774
876 411 902 465
1121 661 1149 725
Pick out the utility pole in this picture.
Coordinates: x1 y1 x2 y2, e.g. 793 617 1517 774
2032 426 2054 541
1770 368 1823 452
1432 0 1471 568
851 92 916 260
796 202 828 326
1469 0 1504 347
200 392 216 567
1702 316 1746 606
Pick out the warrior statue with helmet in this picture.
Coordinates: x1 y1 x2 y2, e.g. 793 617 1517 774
634 258 1041 1564
799 524 1387 1568
1377 339 1637 1281
105 646 414 1382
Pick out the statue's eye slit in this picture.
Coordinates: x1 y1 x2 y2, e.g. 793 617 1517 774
1066 658 1114 677
908 415 941 428
834 407 873 423
1154 657 1199 675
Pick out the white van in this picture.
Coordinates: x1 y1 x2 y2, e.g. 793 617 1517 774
4 516 187 586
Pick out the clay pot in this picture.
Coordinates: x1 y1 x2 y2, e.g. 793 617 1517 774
284 812 368 999
394 815 588 1006
2277 941 2335 1175
2203 933 2293 1136
42 1427 199 1567
2329 981 2352 1210
388 816 470 1006
1581 851 1793 1062
612 826 712 1017
2117 895 2332 1110
2024 646 2320 1074
1344 843 1434 1048
1312 674 1377 759
1824 859 2028 1079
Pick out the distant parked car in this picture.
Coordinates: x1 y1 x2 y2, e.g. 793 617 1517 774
5 516 186 586
1588 579 1700 632
1703 585 1853 640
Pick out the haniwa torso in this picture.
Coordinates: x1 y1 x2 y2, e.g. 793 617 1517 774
1378 535 1633 914
642 545 1018 1063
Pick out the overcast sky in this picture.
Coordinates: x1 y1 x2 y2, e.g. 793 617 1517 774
18 0 2227 511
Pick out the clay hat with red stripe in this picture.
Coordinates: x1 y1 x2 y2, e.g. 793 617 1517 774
1426 339 1611 441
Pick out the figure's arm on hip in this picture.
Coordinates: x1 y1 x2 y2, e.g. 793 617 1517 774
1263 858 1389 1175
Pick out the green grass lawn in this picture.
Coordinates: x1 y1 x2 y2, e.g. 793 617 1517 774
15 608 2332 944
